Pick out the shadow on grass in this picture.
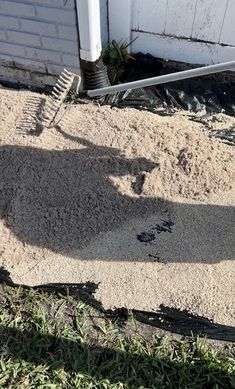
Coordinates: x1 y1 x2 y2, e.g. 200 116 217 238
0 323 234 388
0 279 234 387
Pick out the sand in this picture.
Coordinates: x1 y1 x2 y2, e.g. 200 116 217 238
0 86 234 326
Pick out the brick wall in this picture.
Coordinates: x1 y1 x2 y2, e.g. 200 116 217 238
0 0 81 87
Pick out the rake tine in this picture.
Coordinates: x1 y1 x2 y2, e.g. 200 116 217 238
37 68 80 128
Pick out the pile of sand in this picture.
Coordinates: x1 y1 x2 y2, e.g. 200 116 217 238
0 88 234 326
64 104 234 201
1 100 234 251
142 134 233 200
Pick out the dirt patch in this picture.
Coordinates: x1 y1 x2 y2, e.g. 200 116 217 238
0 87 234 326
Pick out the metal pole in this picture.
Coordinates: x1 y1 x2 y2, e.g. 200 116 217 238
87 60 235 97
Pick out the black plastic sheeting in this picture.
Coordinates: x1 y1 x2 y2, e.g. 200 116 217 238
0 266 235 342
103 53 235 144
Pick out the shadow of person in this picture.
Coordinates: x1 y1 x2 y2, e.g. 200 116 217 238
0 137 234 263
0 140 159 250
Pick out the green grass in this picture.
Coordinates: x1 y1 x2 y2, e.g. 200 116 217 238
0 284 234 389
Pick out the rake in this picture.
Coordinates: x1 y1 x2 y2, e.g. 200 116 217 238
39 61 235 128
39 69 81 128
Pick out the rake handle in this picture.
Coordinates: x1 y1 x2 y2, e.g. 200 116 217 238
86 60 235 98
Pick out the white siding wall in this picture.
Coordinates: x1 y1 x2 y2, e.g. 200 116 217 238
110 0 235 67
100 0 109 44
0 0 80 86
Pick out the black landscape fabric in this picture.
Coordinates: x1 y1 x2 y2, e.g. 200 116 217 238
103 53 235 144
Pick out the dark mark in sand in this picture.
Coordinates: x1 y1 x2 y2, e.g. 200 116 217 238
148 253 162 263
137 219 175 244
137 232 155 243
153 220 175 234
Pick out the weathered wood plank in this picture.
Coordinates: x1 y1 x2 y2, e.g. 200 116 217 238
165 0 197 38
192 0 228 43
131 30 235 66
137 0 168 34
220 0 235 46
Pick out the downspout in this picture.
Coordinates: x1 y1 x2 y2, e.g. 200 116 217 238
75 0 110 90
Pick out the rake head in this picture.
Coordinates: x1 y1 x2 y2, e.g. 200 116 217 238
39 69 81 128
